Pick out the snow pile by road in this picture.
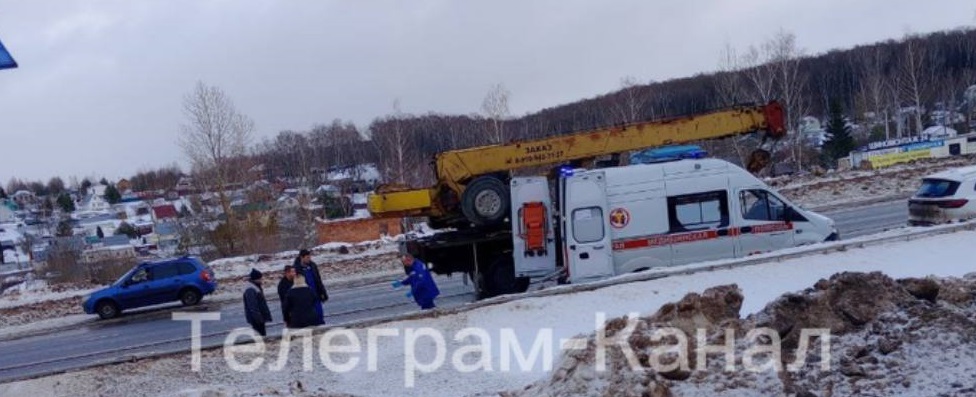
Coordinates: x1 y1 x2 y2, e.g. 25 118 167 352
774 154 976 210
511 272 976 396
0 277 96 310
204 222 436 279
207 241 399 281
2 230 975 396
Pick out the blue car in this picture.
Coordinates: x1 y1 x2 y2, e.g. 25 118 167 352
83 256 217 320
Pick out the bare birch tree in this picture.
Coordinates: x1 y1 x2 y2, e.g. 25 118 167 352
740 45 776 103
482 83 511 144
610 76 651 124
897 35 930 136
178 81 254 254
855 46 890 138
714 43 749 165
372 99 421 186
766 30 808 170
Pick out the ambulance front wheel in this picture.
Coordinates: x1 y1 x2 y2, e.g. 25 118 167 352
461 176 510 226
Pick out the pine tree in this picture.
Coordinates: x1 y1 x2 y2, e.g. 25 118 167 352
99 178 109 186
56 193 76 213
821 99 857 166
80 179 92 196
96 226 105 239
104 184 122 204
0 187 7 199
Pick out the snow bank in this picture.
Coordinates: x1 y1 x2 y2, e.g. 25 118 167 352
3 230 976 396
514 272 976 396
206 243 398 281
775 154 976 209
0 276 98 310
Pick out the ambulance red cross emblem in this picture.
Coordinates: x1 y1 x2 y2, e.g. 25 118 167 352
609 208 630 228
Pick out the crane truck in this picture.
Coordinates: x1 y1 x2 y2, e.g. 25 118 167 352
367 101 837 299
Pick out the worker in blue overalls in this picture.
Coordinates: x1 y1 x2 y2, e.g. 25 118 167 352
392 253 440 310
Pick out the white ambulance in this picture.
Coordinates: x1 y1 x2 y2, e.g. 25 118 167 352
511 158 839 283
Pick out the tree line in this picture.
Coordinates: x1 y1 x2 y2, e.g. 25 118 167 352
252 28 976 184
9 28 974 201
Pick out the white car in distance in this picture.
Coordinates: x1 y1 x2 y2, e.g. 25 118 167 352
908 165 976 226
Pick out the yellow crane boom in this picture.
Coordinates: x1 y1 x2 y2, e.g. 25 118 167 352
369 101 786 227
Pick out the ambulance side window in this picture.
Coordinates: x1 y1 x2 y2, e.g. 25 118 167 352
667 191 729 232
572 207 605 243
740 190 785 221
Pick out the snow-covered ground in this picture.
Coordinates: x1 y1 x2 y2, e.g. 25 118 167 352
0 238 403 330
775 154 976 210
206 240 399 281
0 277 97 310
2 228 974 396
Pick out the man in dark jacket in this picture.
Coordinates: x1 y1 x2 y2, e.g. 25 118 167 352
243 268 272 337
277 265 296 327
285 274 324 328
392 253 440 310
293 249 328 323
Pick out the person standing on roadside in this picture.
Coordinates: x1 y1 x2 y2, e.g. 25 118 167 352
243 268 272 337
277 265 296 327
285 274 323 328
293 249 328 324
392 253 440 310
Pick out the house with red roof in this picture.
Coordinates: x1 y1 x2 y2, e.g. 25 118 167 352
152 204 179 222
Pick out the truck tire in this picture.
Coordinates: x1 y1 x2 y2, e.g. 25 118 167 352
487 255 517 297
473 271 490 300
461 176 510 226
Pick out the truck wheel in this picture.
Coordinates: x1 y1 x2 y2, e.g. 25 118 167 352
488 255 517 297
461 176 510 226
473 271 491 300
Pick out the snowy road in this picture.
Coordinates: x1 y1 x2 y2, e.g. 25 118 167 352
0 274 476 383
822 199 907 239
0 199 909 384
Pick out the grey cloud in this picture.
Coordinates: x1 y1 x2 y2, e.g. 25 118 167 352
0 0 972 181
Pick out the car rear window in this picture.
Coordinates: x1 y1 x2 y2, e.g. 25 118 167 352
915 179 960 198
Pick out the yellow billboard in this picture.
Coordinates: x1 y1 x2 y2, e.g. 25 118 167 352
869 149 931 168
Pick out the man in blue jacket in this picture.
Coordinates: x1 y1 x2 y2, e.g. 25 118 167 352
393 253 440 310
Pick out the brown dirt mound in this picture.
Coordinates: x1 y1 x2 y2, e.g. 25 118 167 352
508 272 976 397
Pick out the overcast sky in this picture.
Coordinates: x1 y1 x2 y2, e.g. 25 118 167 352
0 1 973 183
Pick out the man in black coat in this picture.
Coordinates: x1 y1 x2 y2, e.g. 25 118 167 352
277 265 296 327
285 274 324 328
243 268 272 337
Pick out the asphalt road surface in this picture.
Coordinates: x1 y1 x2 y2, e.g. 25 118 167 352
822 200 908 239
0 199 910 384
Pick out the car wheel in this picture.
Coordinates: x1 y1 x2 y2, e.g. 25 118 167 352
96 301 120 320
180 288 202 306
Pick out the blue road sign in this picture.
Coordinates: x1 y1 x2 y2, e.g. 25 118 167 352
0 38 18 70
